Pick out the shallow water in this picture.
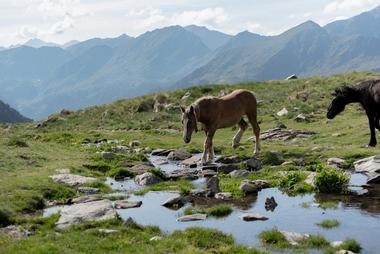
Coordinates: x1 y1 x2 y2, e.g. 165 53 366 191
44 156 380 253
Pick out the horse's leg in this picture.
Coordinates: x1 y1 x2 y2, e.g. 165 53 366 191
375 113 380 131
232 119 248 149
367 112 377 147
206 129 216 163
247 113 261 155
201 128 216 164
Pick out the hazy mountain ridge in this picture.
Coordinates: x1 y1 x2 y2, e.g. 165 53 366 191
0 100 31 123
2 6 380 119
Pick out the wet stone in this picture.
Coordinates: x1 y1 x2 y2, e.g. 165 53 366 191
245 158 262 171
190 189 206 197
240 180 269 194
168 169 198 180
328 158 346 168
280 231 310 246
177 214 207 222
114 200 142 209
161 196 185 210
240 213 268 221
151 149 172 156
70 195 102 204
354 155 380 183
229 170 250 178
201 163 219 171
217 164 239 174
206 176 220 196
134 172 162 186
215 192 233 201
78 187 100 195
182 155 200 167
50 174 96 187
201 169 217 177
265 197 278 211
215 156 241 164
167 149 192 161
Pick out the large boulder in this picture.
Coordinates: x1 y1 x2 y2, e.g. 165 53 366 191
354 155 380 183
134 172 162 186
239 180 270 194
56 200 117 229
50 174 96 187
167 148 192 161
161 196 185 209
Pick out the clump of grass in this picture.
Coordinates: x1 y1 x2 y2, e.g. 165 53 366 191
259 228 289 248
0 208 12 227
148 168 167 180
135 179 193 195
314 167 349 194
318 201 339 210
41 183 76 201
304 235 330 248
339 239 361 253
262 151 284 165
107 167 135 178
83 180 111 193
83 162 111 173
316 219 340 229
305 163 324 172
23 195 45 213
7 136 28 147
279 172 313 195
183 204 233 218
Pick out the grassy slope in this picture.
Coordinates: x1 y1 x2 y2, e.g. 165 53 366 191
0 71 379 253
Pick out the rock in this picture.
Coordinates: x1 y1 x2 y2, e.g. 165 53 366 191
144 147 152 154
327 158 346 168
217 164 240 174
162 196 185 209
101 151 114 160
257 128 315 141
111 146 130 154
331 241 344 248
215 192 233 201
154 158 169 165
50 174 96 187
114 200 142 209
294 114 307 122
336 251 355 254
181 92 191 100
277 108 288 117
56 200 118 229
201 164 218 171
245 158 262 171
240 213 268 221
150 236 163 241
134 172 162 186
182 155 201 167
98 229 119 234
215 156 241 164
190 189 206 197
280 231 309 245
55 168 70 174
70 195 102 204
281 161 296 166
229 170 250 178
305 172 316 186
286 74 298 80
0 225 31 239
177 214 207 222
78 187 100 195
151 149 172 156
206 176 220 196
265 197 278 211
167 148 192 161
201 169 217 177
168 169 198 180
239 180 270 194
129 140 141 147
354 155 380 183
130 164 153 173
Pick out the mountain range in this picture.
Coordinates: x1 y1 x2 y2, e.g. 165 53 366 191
1 6 380 120
0 100 30 123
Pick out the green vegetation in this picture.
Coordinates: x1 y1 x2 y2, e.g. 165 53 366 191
184 204 233 218
0 72 378 253
314 168 349 194
316 219 340 229
339 239 361 253
318 201 339 210
259 228 289 248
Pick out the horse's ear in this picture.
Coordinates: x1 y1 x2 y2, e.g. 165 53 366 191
189 105 194 113
180 106 186 113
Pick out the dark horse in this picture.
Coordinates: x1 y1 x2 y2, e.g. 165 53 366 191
327 79 380 147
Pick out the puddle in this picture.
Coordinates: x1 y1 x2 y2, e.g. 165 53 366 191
44 155 380 253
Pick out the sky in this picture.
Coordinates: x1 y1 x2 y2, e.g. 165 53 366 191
1 0 380 47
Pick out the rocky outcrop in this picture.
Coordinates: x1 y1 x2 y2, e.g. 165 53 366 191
354 155 380 183
56 200 118 229
50 174 96 186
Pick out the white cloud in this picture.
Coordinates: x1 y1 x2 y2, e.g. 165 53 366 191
324 0 380 14
245 22 264 33
18 26 40 39
50 15 75 34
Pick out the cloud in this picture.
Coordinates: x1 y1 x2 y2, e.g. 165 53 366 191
324 0 380 14
245 22 264 33
50 15 74 34
18 26 40 39
126 6 229 31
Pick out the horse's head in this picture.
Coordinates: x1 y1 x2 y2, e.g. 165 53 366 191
327 86 351 119
180 105 198 143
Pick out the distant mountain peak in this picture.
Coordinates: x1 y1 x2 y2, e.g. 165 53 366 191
24 38 60 48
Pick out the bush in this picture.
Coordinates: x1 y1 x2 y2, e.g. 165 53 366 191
205 204 233 218
83 162 111 172
316 219 340 229
7 136 28 147
314 168 349 193
258 228 288 248
23 195 45 213
305 235 330 248
279 172 313 195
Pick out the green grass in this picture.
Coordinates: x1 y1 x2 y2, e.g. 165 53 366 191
314 168 349 194
259 228 289 248
316 219 340 229
339 239 361 253
184 204 233 218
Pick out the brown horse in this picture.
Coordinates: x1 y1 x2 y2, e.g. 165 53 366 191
327 79 380 147
181 89 261 164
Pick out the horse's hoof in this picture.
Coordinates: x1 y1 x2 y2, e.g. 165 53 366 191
363 144 376 148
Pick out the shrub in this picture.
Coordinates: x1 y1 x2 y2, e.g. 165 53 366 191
0 208 12 227
148 168 167 180
204 204 233 218
83 162 111 172
305 235 330 248
7 136 28 147
23 195 45 213
314 168 349 193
